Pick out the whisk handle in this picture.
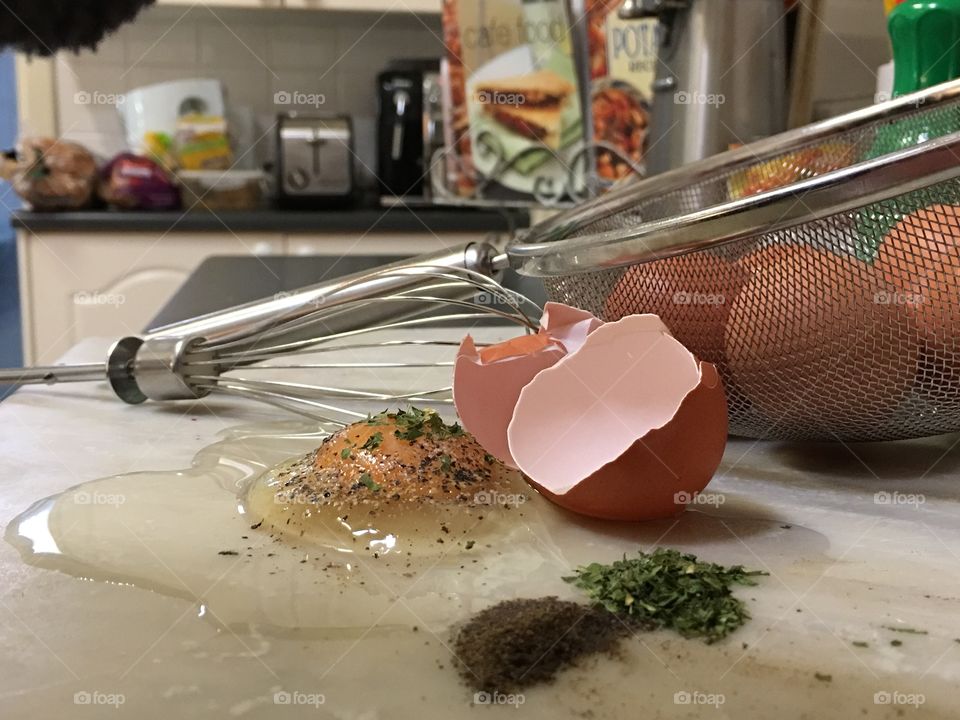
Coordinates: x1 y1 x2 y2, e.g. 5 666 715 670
0 363 105 387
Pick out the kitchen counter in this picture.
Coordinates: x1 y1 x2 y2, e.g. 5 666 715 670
1 336 959 718
11 206 527 235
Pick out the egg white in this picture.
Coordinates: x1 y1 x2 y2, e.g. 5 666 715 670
7 420 574 634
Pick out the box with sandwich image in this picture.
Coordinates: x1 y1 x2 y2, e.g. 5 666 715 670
441 0 585 204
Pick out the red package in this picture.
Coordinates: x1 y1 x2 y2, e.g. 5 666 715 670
99 153 181 211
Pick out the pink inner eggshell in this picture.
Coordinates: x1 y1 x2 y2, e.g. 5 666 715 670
506 314 703 496
453 334 565 469
452 302 607 469
539 302 606 354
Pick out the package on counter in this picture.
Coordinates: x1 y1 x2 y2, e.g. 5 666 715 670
173 114 233 171
440 0 585 204
143 131 177 173
2 137 98 211
581 0 658 187
99 153 181 211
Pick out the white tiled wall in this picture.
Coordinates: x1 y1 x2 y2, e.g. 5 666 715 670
50 5 443 187
47 0 894 174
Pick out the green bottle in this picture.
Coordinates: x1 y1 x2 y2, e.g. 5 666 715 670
891 0 960 96
859 0 960 258
870 0 960 156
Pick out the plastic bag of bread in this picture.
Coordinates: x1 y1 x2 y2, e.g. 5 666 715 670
98 153 181 210
2 137 97 210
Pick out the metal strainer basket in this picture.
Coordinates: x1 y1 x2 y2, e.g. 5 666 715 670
508 80 960 442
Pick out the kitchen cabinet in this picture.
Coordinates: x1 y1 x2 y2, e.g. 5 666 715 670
16 228 491 366
16 231 283 365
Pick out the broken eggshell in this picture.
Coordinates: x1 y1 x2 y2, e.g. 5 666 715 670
506 314 728 521
452 302 603 468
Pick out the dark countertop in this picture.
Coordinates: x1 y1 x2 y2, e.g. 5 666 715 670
11 206 528 235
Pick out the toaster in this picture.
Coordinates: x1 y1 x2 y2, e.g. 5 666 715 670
275 113 355 207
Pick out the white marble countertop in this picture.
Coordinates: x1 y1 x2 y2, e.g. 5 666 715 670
1 336 959 719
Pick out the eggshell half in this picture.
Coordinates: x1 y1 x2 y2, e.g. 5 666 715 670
507 315 728 521
453 302 605 468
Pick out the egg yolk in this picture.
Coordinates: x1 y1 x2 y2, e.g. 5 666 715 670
244 409 527 558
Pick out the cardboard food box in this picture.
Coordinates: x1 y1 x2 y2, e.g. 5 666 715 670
582 0 659 188
441 0 585 204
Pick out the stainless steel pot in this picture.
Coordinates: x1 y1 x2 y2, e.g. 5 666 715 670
620 0 788 175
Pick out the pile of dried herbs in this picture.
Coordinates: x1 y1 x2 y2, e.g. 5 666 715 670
365 407 464 442
564 548 767 644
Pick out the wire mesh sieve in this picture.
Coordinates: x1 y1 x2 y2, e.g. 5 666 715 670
511 81 960 441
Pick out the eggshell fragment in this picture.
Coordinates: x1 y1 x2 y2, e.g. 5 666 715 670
453 302 604 468
537 302 606 354
507 315 728 521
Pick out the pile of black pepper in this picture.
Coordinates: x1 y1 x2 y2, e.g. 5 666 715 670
452 597 635 693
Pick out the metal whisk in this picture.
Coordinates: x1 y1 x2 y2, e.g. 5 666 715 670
0 244 540 424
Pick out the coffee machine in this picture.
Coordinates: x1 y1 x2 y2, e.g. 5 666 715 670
376 59 443 204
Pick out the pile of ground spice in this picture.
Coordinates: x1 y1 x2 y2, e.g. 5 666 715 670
452 597 632 693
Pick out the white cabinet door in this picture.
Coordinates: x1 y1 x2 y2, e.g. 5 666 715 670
18 231 283 365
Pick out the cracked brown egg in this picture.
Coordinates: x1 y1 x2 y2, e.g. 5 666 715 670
243 409 530 558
